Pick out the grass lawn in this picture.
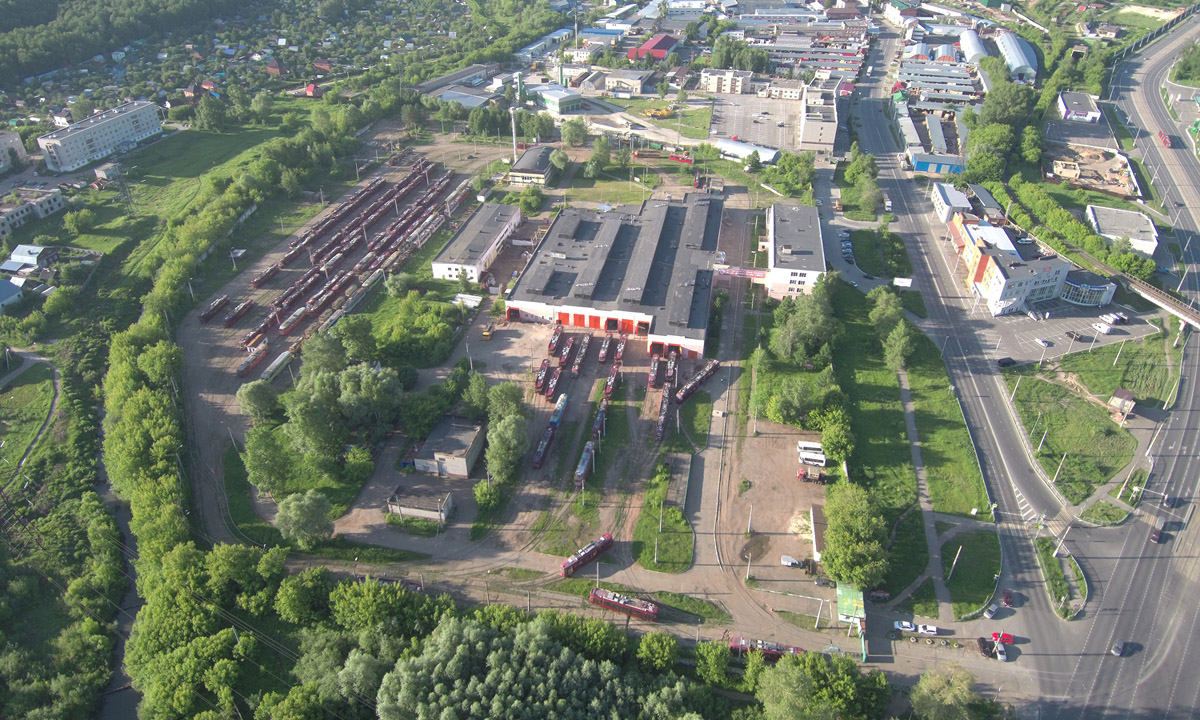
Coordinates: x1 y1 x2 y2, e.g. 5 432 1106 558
1055 319 1177 407
1004 370 1137 504
1034 536 1073 618
664 389 712 453
652 591 731 623
898 578 939 619
498 567 543 581
1110 468 1145 507
833 163 877 222
936 521 955 535
547 577 633 598
253 423 371 516
849 229 885 277
1040 182 1172 236
778 610 839 632
225 446 285 547
385 514 441 536
1080 500 1128 526
631 462 694 573
831 283 915 521
0 363 55 477
899 290 928 318
1126 156 1163 209
565 166 658 206
606 98 713 140
881 510 929 595
906 330 990 519
942 530 1001 620
1102 104 1135 151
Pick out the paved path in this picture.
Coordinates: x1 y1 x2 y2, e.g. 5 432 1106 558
896 368 954 625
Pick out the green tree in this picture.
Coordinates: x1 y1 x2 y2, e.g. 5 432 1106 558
910 664 977 720
745 150 763 173
243 425 292 496
301 333 348 376
694 639 730 686
867 287 904 342
1020 125 1042 165
276 490 334 550
636 632 678 673
329 315 376 362
742 649 768 693
883 321 914 372
196 94 227 132
385 272 416 298
819 407 855 464
70 98 95 122
487 382 525 421
281 168 302 198
615 147 631 170
591 135 611 169
485 414 528 485
561 116 587 146
251 91 273 123
237 380 279 423
275 567 334 625
676 88 689 105
549 148 569 171
62 209 97 235
462 372 490 420
822 482 888 589
657 80 669 99
582 158 600 179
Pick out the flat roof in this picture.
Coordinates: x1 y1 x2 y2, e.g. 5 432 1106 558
1060 91 1098 114
386 485 451 512
434 203 519 267
38 100 155 141
967 183 1002 211
933 182 970 209
771 204 825 273
512 146 554 175
507 194 722 341
417 416 482 460
1086 204 1157 243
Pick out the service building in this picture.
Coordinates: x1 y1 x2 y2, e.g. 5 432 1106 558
1058 91 1101 122
699 68 753 94
414 416 485 478
432 203 520 283
0 189 66 241
1085 205 1158 258
505 195 722 358
509 146 556 186
38 101 162 173
759 204 826 300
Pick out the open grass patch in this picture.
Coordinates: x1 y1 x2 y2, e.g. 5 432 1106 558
936 521 955 536
831 283 915 522
1102 104 1135 151
899 290 927 318
565 166 659 206
675 390 712 450
498 567 544 581
897 578 939 619
385 514 441 536
1056 320 1176 407
833 163 877 222
225 446 286 547
652 591 731 623
606 97 713 140
547 577 633 598
1127 156 1163 209
1004 370 1137 504
881 510 930 595
1040 182 1172 236
1080 500 1128 526
907 331 990 519
0 363 55 475
1110 468 1145 507
632 462 694 573
848 229 885 277
942 530 1001 620
778 610 837 632
1034 536 1073 618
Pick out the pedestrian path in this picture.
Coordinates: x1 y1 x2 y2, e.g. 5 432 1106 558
895 368 955 626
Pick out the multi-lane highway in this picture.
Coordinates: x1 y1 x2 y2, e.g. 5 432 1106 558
847 25 1200 718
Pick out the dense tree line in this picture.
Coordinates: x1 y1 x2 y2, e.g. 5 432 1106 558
0 0 249 84
709 37 770 73
760 150 817 199
960 65 1035 183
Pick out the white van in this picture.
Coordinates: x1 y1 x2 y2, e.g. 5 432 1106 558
1092 322 1112 335
781 555 803 567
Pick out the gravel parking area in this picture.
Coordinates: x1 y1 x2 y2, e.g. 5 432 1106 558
708 95 798 149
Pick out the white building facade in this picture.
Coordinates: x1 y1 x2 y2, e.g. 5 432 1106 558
38 101 162 172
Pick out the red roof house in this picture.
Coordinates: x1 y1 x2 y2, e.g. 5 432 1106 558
627 33 679 61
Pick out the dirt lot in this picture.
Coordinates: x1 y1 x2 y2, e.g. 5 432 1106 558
1043 144 1138 196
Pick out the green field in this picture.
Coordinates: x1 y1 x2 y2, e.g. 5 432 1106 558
1102 104 1135 151
906 331 990 519
848 229 884 277
652 591 731 623
0 363 55 481
1080 501 1129 526
1005 370 1138 504
899 290 928 318
880 510 929 596
664 389 712 453
897 578 939 620
606 98 713 140
1056 320 1178 408
1040 183 1172 236
831 283 915 521
1034 536 1073 618
565 166 659 206
833 163 877 222
631 463 694 573
942 530 1001 620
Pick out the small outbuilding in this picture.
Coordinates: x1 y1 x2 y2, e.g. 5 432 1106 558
413 416 485 478
1108 388 1135 415
386 486 455 528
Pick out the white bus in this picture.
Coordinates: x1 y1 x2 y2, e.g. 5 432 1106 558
797 440 824 454
799 451 827 467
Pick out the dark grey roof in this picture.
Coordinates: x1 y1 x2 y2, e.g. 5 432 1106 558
1060 91 1098 114
967 183 1002 211
434 203 519 267
507 195 722 341
417 416 482 460
771 204 825 273
512 146 554 175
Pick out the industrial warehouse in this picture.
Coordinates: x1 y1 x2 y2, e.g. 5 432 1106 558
505 194 721 358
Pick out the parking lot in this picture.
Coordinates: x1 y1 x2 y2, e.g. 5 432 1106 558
708 94 798 150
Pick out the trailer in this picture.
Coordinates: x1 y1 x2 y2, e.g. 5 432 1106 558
560 533 613 577
200 295 230 323
549 394 568 427
675 359 719 404
531 426 556 469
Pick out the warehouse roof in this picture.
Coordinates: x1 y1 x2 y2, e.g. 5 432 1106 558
512 146 554 175
434 203 519 267
770 204 825 273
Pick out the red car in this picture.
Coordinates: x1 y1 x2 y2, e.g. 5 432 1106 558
1002 589 1013 607
991 632 1014 645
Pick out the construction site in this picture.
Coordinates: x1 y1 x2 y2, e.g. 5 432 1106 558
1043 145 1142 199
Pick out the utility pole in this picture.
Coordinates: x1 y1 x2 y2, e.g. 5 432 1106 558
1113 339 1127 366
1051 453 1068 484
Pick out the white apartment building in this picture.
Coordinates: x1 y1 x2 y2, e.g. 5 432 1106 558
758 204 826 300
0 131 27 174
38 101 162 173
699 68 753 94
0 189 66 241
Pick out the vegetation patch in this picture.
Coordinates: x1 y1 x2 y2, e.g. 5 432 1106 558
0 362 55 477
565 167 658 206
547 577 634 598
899 290 928 318
848 229 884 276
498 567 543 581
631 463 694 573
652 591 731 623
942 531 1001 620
881 510 929 596
1055 319 1177 407
1034 537 1074 618
906 332 990 519
1004 370 1137 504
1111 469 1145 507
1102 104 1135 151
385 514 441 537
898 578 939 619
778 610 836 632
1080 500 1128 526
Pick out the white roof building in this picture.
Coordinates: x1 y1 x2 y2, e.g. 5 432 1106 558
1085 205 1159 258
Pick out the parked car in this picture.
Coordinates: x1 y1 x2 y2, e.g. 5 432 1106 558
816 577 837 588
917 624 938 636
863 274 875 280
1092 322 1112 335
781 555 804 567
894 621 917 632
977 637 992 657
991 632 1014 644
995 642 1008 662
983 603 1000 619
1035 338 1050 347
1002 589 1013 607
996 357 1014 368
1111 641 1125 657
1066 330 1082 340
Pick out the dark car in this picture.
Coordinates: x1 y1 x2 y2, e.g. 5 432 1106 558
1150 527 1163 544
1066 330 1082 340
1162 494 1173 508
997 357 1015 368
862 274 875 280
977 637 992 657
